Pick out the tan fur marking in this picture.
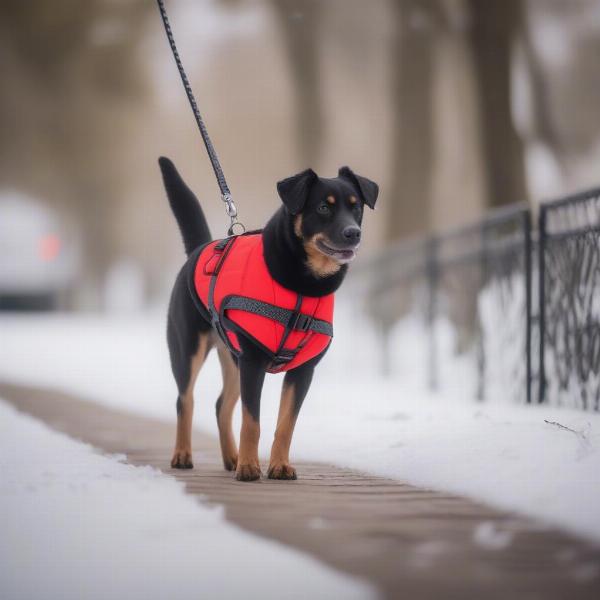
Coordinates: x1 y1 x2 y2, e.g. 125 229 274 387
270 383 296 465
268 383 299 479
172 333 210 468
304 234 341 278
236 404 261 480
349 195 357 204
294 214 303 238
327 195 336 205
216 340 240 471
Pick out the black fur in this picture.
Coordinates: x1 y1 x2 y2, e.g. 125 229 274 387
162 157 378 478
159 157 212 255
236 336 270 421
166 261 211 417
215 393 223 419
338 166 379 210
284 347 326 417
276 168 318 215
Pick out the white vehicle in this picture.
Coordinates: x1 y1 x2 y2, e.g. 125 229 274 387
0 191 80 310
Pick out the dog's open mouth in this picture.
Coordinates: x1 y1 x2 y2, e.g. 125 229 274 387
316 239 357 263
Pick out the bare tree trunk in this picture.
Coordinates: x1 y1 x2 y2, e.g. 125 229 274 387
522 35 561 156
467 0 528 208
430 0 488 230
526 1 600 196
388 0 441 242
272 0 323 168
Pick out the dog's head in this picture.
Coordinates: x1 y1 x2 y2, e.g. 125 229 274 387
277 167 378 275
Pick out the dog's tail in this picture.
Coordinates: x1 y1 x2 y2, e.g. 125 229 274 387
158 156 212 255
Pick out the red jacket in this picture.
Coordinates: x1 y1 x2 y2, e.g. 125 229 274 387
193 233 334 373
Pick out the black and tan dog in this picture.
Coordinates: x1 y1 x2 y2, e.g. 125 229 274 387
160 157 378 481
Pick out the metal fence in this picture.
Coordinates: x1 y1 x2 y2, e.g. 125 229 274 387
539 187 600 410
359 186 600 411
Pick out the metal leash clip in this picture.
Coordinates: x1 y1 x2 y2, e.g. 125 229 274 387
222 193 245 236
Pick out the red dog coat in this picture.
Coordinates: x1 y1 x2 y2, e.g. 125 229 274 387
192 233 334 373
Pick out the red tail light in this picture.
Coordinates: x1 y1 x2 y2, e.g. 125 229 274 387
39 234 61 262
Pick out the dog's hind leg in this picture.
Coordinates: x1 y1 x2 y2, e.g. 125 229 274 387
168 321 210 469
215 341 240 471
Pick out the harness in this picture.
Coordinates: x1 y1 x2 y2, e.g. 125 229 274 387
188 233 334 373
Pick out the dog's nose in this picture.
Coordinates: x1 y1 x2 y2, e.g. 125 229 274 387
342 226 361 244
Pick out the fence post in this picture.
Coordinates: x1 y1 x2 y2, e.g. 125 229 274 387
524 210 532 404
426 237 439 391
476 223 489 402
378 317 392 377
538 207 547 404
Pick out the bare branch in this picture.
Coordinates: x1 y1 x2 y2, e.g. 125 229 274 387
544 419 587 440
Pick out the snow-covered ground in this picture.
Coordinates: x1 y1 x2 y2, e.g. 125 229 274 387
1 306 599 545
0 400 372 600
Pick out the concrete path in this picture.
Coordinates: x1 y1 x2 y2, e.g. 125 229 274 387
1 381 599 599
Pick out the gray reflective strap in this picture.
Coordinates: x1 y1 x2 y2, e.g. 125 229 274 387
223 296 290 325
305 318 333 336
222 296 333 337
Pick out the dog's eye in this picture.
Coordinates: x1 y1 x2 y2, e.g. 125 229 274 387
317 203 331 215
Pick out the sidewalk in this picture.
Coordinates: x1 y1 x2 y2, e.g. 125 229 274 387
1 381 599 600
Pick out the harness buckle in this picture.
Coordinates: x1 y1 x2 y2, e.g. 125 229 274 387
272 348 296 366
289 312 312 332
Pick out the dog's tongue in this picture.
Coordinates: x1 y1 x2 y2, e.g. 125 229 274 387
334 248 355 262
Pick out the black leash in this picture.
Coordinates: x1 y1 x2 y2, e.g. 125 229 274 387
156 0 244 236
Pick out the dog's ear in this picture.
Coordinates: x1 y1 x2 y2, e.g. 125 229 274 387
277 168 318 215
338 166 378 210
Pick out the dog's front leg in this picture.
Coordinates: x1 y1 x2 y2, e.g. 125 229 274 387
268 356 319 480
236 349 268 482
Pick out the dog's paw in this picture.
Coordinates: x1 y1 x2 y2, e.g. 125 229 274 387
267 463 297 480
235 463 261 482
171 450 194 469
222 454 238 472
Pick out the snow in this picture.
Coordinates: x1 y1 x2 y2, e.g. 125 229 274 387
473 522 515 551
0 400 373 600
1 305 600 545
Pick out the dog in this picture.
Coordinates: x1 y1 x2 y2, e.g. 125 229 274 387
159 157 378 481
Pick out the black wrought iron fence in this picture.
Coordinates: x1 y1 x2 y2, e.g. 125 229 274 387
355 186 599 411
539 187 600 410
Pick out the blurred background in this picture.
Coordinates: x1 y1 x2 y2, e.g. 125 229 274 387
2 7 600 587
1 0 600 312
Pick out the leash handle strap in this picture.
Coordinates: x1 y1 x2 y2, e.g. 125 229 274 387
156 0 244 235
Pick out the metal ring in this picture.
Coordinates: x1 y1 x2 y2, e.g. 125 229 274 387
228 221 246 236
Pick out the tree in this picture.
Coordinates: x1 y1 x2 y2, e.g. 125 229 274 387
467 0 528 208
387 0 442 241
271 0 324 167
